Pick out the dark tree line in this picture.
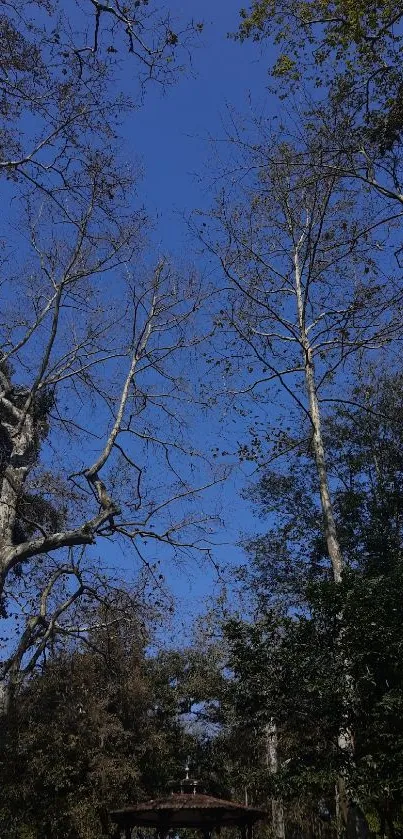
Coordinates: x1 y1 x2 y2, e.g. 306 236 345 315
221 374 403 837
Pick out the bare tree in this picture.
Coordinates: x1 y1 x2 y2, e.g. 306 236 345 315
195 133 403 837
0 0 214 709
0 166 220 708
198 137 402 577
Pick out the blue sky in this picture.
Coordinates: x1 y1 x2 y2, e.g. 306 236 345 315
109 1 276 633
0 0 279 646
121 1 272 251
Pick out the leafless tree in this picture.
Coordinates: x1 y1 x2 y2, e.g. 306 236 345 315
0 0 215 711
197 136 402 578
0 167 221 709
1 1 201 202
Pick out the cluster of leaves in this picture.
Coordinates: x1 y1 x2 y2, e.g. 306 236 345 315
235 1 403 152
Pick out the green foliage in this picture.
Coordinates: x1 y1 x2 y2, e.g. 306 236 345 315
235 1 403 150
0 618 189 839
221 374 403 832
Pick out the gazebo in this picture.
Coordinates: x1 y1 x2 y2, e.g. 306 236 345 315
109 767 267 839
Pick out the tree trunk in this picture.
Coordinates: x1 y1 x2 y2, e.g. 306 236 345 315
293 241 369 839
0 399 34 596
266 718 286 839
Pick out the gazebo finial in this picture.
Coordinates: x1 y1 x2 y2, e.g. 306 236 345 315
180 759 199 795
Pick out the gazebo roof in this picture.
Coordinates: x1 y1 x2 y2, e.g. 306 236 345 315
110 791 267 830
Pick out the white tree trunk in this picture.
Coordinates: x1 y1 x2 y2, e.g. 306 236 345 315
0 398 35 591
293 237 368 839
266 719 286 839
293 239 343 584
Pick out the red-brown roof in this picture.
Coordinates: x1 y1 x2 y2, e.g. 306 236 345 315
110 792 267 829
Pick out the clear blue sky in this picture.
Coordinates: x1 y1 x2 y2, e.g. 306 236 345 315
113 1 276 635
122 0 272 250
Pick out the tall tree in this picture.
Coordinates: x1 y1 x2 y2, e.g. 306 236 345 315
0 231 217 708
199 135 401 581
196 131 402 836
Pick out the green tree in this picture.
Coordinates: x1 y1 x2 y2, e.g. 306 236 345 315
235 1 403 149
223 374 403 836
0 606 190 839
